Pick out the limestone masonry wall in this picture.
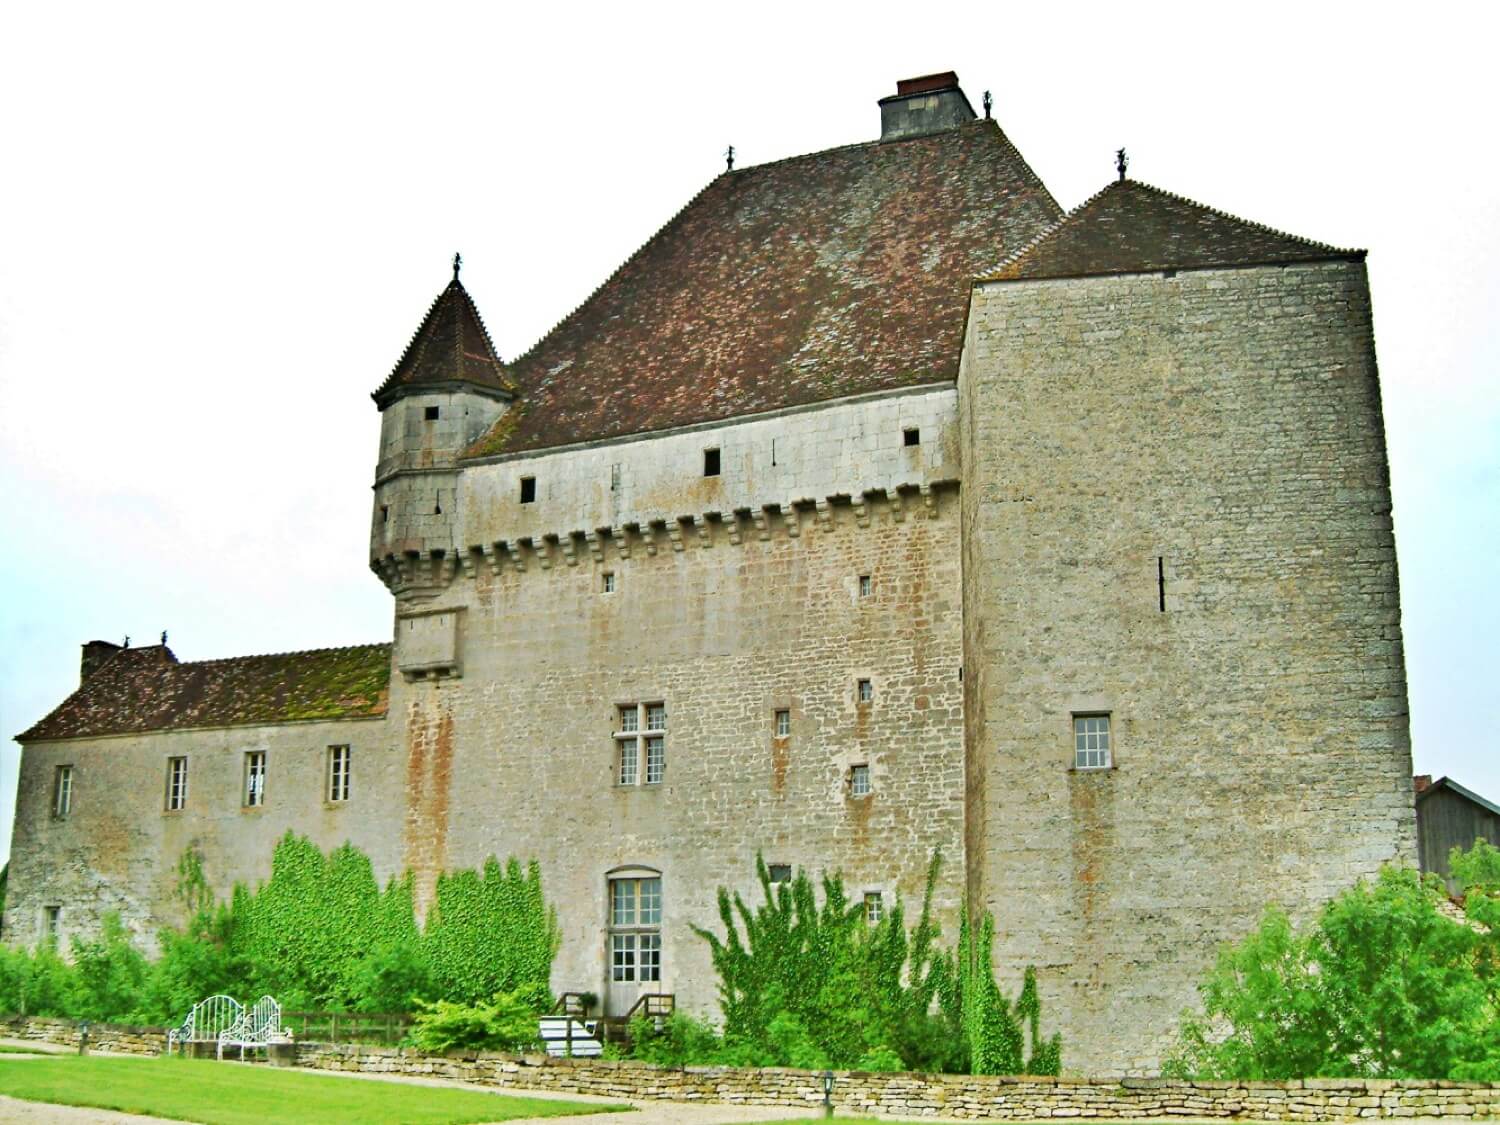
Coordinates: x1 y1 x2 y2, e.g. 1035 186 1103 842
959 259 1414 1074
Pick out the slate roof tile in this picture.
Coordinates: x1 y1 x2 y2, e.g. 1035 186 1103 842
985 178 1362 282
372 278 515 406
467 119 1062 457
18 643 391 742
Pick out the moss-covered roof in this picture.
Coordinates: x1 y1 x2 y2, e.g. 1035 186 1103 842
17 642 391 742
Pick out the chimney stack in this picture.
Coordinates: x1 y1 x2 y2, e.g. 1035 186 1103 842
80 639 122 684
878 72 977 141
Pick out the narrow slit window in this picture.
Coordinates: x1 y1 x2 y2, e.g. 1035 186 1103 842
703 448 720 477
165 757 188 811
53 765 73 818
610 463 622 492
1158 556 1166 612
327 745 352 802
903 427 920 446
44 906 61 944
243 751 266 808
519 476 536 504
380 505 389 523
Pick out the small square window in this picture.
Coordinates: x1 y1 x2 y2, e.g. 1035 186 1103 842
703 448 720 477
519 476 536 504
53 765 73 818
903 427 920 447
850 764 871 796
424 405 440 421
774 709 790 738
864 891 883 924
602 572 616 594
857 679 873 704
858 575 872 598
768 863 792 883
1074 714 1112 770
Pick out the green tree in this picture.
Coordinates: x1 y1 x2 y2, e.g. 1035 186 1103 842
1167 851 1500 1080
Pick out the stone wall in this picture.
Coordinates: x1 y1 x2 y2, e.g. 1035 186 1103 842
0 1014 165 1055
2 714 394 951
958 259 1415 1073
296 1043 1500 1121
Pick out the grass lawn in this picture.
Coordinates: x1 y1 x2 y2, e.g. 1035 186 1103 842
0 1055 625 1124
0 1043 58 1053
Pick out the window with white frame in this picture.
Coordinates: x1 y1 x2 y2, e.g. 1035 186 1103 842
327 745 351 802
243 751 266 808
1074 715 1112 770
609 874 662 983
864 891 883 924
53 765 73 818
615 703 665 786
165 757 188 811
857 678 873 704
850 763 871 797
858 574 872 598
602 571 616 594
774 709 790 738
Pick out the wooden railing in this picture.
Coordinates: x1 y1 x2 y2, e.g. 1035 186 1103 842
281 1010 411 1046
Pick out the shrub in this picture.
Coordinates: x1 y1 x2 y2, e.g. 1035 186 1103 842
408 989 546 1053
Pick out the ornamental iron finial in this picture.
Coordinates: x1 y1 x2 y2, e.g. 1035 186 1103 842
452 252 462 281
982 90 992 120
725 145 735 172
1116 147 1128 182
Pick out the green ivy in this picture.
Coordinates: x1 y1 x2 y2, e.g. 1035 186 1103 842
425 857 559 1005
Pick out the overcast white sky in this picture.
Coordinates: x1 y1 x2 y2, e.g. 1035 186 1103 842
1 2 1496 869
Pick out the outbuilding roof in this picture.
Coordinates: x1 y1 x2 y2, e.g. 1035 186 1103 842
467 119 1062 457
17 642 391 742
984 178 1362 283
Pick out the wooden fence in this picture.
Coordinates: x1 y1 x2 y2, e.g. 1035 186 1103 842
281 1010 411 1046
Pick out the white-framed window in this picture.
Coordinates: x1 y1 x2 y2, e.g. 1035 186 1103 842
615 703 665 786
165 756 188 811
850 763 871 797
243 751 266 808
602 572 616 594
858 574 872 598
53 765 73 818
857 678 873 704
774 709 790 738
327 745 351 802
864 891 883 925
1074 714 1112 770
609 874 663 983
43 906 61 944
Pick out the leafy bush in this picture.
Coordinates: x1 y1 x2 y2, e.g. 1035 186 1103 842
1166 845 1500 1080
408 989 547 1053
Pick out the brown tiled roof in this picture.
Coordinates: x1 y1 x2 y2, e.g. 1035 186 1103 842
17 643 391 742
985 179 1362 282
467 119 1062 457
372 278 515 407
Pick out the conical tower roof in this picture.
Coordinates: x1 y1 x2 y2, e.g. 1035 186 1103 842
985 178 1362 282
372 261 515 407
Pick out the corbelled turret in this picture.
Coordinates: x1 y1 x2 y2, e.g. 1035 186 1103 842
370 256 513 596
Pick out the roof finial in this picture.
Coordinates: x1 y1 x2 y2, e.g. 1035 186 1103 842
725 144 735 172
161 630 168 646
123 635 130 648
982 90 992 120
1116 147 1128 182
452 252 462 281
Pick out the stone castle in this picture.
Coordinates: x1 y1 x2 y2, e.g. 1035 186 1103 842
4 73 1415 1073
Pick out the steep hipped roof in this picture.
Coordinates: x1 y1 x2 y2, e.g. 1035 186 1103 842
985 179 1362 282
372 277 514 407
18 643 391 742
468 119 1062 457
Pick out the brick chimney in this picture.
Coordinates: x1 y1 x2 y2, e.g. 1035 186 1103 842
80 639 122 683
1414 774 1433 795
879 72 977 141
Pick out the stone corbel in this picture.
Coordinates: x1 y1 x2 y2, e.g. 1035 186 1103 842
611 526 631 560
814 498 834 532
752 508 771 541
920 483 938 519
725 511 746 546
503 540 526 572
782 501 802 538
667 520 686 553
522 537 551 570
584 530 605 563
483 543 504 576
638 522 660 557
560 533 579 567
852 493 871 529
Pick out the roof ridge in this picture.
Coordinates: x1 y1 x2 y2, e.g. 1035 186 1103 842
1127 178 1359 256
171 641 392 668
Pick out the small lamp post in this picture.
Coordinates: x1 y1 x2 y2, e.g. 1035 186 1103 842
821 1069 835 1118
78 1020 91 1056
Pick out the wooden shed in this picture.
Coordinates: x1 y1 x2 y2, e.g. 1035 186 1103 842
1415 775 1500 893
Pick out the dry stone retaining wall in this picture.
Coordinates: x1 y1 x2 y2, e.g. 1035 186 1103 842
0 1014 164 1055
